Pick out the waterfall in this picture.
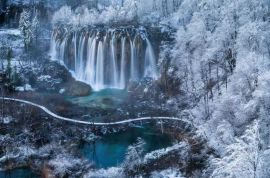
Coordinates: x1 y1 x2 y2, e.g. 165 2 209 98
95 41 105 90
76 34 83 73
130 39 138 80
73 32 77 73
110 33 119 88
50 32 57 60
85 37 97 86
144 38 158 79
85 35 94 80
51 27 158 91
120 37 126 89
77 34 86 79
59 35 67 63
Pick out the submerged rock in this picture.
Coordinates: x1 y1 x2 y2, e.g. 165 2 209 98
101 97 114 105
61 80 92 97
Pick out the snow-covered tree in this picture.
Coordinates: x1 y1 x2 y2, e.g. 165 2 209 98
19 9 32 50
31 12 40 44
257 149 270 178
210 120 260 178
51 0 186 26
123 137 146 170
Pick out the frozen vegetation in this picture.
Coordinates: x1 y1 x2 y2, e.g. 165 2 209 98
0 0 270 177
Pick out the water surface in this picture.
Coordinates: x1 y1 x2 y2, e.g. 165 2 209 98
0 168 39 178
67 88 128 109
81 124 173 168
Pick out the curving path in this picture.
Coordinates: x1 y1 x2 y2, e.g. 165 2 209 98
2 97 185 126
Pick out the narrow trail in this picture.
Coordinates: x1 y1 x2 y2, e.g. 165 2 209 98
3 97 184 126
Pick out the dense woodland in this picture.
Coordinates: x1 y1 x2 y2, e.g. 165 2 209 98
0 0 270 177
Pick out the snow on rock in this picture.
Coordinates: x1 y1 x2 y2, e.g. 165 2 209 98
17 146 36 157
0 28 23 49
37 75 62 84
36 74 62 91
48 154 89 177
150 168 185 178
0 29 21 36
1 116 14 124
0 145 36 163
37 75 52 81
143 87 149 93
143 142 189 163
59 88 65 94
15 84 34 92
83 167 124 178
83 133 99 142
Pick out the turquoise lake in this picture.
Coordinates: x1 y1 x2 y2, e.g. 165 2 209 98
80 124 173 168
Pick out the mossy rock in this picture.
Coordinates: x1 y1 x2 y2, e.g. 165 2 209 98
62 80 92 97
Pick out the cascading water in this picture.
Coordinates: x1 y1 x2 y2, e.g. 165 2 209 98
130 39 138 81
86 36 97 86
50 33 57 60
120 37 126 88
59 35 67 64
77 34 86 79
95 41 105 90
73 32 77 72
144 38 158 79
51 27 159 91
110 33 119 88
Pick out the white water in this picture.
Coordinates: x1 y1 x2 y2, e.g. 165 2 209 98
51 28 158 91
59 36 67 63
77 34 86 79
120 37 126 88
130 38 138 80
95 41 105 90
110 34 119 88
85 37 97 86
73 33 77 72
144 38 158 79
50 33 57 60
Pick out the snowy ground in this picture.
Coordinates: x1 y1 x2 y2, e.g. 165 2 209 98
0 28 23 47
0 29 21 36
0 28 24 62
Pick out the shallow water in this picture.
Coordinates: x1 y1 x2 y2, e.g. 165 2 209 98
67 88 128 109
70 89 173 168
81 124 173 168
0 168 39 178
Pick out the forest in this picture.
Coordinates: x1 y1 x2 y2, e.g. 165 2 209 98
0 0 270 177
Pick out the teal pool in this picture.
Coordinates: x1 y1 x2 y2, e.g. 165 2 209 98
0 168 39 178
67 88 128 109
81 124 173 168
66 88 173 168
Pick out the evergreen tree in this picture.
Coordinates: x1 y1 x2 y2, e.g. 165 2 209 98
5 47 12 79
123 137 146 171
31 13 40 44
4 48 14 91
19 9 32 50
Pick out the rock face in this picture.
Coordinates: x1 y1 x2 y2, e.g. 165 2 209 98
127 78 162 100
22 60 92 96
61 80 92 97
